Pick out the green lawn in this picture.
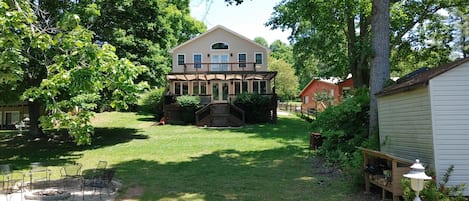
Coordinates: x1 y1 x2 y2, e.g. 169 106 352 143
1 112 358 201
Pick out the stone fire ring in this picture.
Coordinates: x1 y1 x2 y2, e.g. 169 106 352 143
24 189 71 201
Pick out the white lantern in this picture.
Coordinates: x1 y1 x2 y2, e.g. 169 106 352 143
403 159 432 201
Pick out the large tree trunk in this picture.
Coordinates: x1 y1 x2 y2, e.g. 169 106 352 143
369 0 391 137
28 100 44 137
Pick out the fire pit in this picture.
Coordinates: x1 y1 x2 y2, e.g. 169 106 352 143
24 189 71 201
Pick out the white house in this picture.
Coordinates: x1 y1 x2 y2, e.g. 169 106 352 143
376 57 469 195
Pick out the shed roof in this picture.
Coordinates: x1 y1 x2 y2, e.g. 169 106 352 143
377 57 469 96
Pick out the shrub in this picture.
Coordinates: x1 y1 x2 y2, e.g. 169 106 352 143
402 165 467 201
311 88 372 166
233 93 272 123
176 95 201 124
138 88 165 118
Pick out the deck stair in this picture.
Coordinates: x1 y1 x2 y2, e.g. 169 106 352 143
196 103 245 127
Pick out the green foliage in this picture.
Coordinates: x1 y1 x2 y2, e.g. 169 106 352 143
402 165 467 201
176 95 201 124
268 0 468 86
268 58 299 101
1 1 147 144
85 0 206 87
233 93 272 124
311 88 370 166
254 36 268 47
269 40 294 64
138 88 165 118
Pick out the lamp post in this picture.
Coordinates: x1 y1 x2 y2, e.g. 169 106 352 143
403 159 432 201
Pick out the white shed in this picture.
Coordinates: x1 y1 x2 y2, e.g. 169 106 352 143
377 57 469 195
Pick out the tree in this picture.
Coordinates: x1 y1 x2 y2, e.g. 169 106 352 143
1 0 146 144
254 36 268 47
267 0 468 88
269 39 293 64
448 7 469 58
369 0 390 136
268 0 371 88
83 0 206 87
268 58 299 101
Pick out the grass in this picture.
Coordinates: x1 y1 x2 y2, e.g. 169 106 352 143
0 112 358 201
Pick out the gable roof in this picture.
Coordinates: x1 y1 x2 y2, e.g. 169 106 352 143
168 25 270 54
299 78 339 96
377 57 469 96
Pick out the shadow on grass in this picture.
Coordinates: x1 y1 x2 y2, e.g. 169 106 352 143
112 146 350 201
0 127 147 169
228 114 312 145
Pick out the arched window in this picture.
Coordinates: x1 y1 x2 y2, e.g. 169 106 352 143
211 42 229 50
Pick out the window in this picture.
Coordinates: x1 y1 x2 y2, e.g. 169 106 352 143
255 53 263 64
5 111 20 125
174 81 189 95
211 42 229 50
211 54 229 71
193 81 207 95
253 80 267 94
238 53 246 67
234 81 248 94
304 96 309 104
177 54 185 65
342 87 351 97
194 54 202 68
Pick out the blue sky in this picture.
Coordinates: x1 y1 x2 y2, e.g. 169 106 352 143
190 0 291 45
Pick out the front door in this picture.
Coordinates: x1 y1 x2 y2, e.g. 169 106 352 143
212 81 229 102
211 54 229 71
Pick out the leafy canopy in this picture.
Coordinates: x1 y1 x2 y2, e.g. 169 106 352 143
1 0 146 144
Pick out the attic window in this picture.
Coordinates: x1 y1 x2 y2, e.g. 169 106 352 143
211 42 229 50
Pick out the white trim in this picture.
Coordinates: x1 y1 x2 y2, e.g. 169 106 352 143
238 52 247 67
254 52 263 65
177 53 186 65
169 25 270 54
193 53 203 69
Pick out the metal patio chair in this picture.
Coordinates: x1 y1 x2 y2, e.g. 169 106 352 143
28 162 51 191
60 163 83 189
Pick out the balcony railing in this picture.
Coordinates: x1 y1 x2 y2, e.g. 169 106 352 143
182 62 257 73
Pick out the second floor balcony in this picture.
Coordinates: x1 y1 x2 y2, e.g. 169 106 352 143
178 62 260 73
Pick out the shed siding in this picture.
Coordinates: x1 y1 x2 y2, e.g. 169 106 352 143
377 87 434 166
429 62 469 194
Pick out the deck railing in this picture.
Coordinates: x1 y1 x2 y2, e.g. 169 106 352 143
182 62 257 73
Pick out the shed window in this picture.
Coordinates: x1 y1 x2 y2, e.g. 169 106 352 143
211 42 229 50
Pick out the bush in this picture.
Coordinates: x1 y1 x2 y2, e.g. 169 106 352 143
402 165 467 201
309 88 375 189
233 93 271 123
176 95 201 124
311 88 372 166
138 88 165 118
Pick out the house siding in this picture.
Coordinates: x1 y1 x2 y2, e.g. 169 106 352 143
299 80 339 112
171 28 268 73
429 62 469 194
377 87 434 166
